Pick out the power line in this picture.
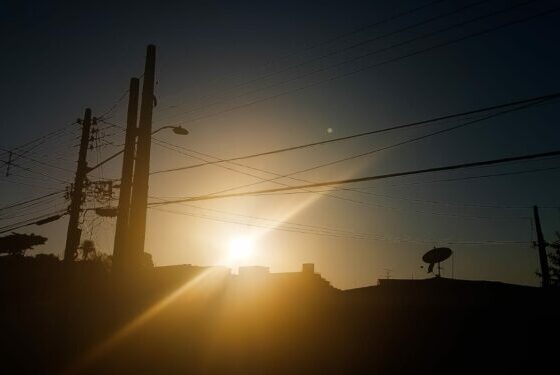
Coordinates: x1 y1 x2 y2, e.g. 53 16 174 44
447 240 529 245
160 0 487 119
223 0 530 107
0 190 65 212
149 94 558 213
3 128 83 170
158 4 558 128
156 0 448 115
189 96 554 197
7 162 71 184
151 206 529 245
153 139 420 218
75 94 560 218
270 0 447 58
362 165 560 195
0 89 127 176
150 96 555 218
151 205 384 240
0 200 67 222
151 91 560 176
148 149 560 206
0 120 78 159
258 165 560 209
0 146 76 175
151 129 531 220
0 210 67 235
0 175 66 190
97 87 131 120
152 138 278 182
151 206 417 241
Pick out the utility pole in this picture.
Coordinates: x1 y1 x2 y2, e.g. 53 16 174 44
112 78 140 271
63 108 92 262
128 45 156 268
533 205 550 288
5 151 12 176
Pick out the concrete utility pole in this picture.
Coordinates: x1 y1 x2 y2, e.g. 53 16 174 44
533 205 550 288
128 45 156 268
112 78 140 271
63 108 92 262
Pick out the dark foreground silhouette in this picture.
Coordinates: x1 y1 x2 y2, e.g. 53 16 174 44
1 257 558 374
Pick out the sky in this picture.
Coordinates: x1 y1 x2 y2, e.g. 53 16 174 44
1 0 560 289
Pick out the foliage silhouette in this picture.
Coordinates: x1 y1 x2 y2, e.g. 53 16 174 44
79 240 96 261
0 232 47 256
548 231 560 287
34 253 59 264
76 239 113 271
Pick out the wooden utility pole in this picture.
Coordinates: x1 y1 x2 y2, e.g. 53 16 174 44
5 151 12 176
128 45 156 268
112 78 140 271
533 205 550 288
63 108 92 262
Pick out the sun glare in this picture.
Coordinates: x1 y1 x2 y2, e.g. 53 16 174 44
228 236 255 260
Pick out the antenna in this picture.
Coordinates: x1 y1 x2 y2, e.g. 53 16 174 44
383 269 392 279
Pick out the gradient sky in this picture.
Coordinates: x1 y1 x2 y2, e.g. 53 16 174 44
1 0 560 289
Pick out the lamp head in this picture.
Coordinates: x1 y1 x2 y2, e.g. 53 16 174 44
172 126 189 135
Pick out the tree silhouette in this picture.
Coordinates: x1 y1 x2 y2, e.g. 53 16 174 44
34 253 60 264
77 239 113 270
548 231 560 287
79 239 96 260
0 232 47 256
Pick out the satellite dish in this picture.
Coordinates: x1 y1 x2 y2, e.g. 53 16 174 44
422 247 452 277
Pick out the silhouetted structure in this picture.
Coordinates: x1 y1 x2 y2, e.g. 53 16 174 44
548 231 560 286
127 45 156 268
236 263 332 292
112 77 140 272
0 257 558 374
64 109 92 262
534 205 551 287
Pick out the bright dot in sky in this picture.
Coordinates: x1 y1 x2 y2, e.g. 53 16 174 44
327 127 333 134
228 236 255 260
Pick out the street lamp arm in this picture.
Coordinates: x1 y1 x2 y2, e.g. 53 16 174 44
151 126 174 135
152 125 189 136
86 125 189 174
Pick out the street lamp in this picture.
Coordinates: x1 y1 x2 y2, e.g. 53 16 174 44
151 125 189 136
172 126 189 135
87 125 189 173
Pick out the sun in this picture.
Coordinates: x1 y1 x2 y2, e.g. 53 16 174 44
228 236 255 260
